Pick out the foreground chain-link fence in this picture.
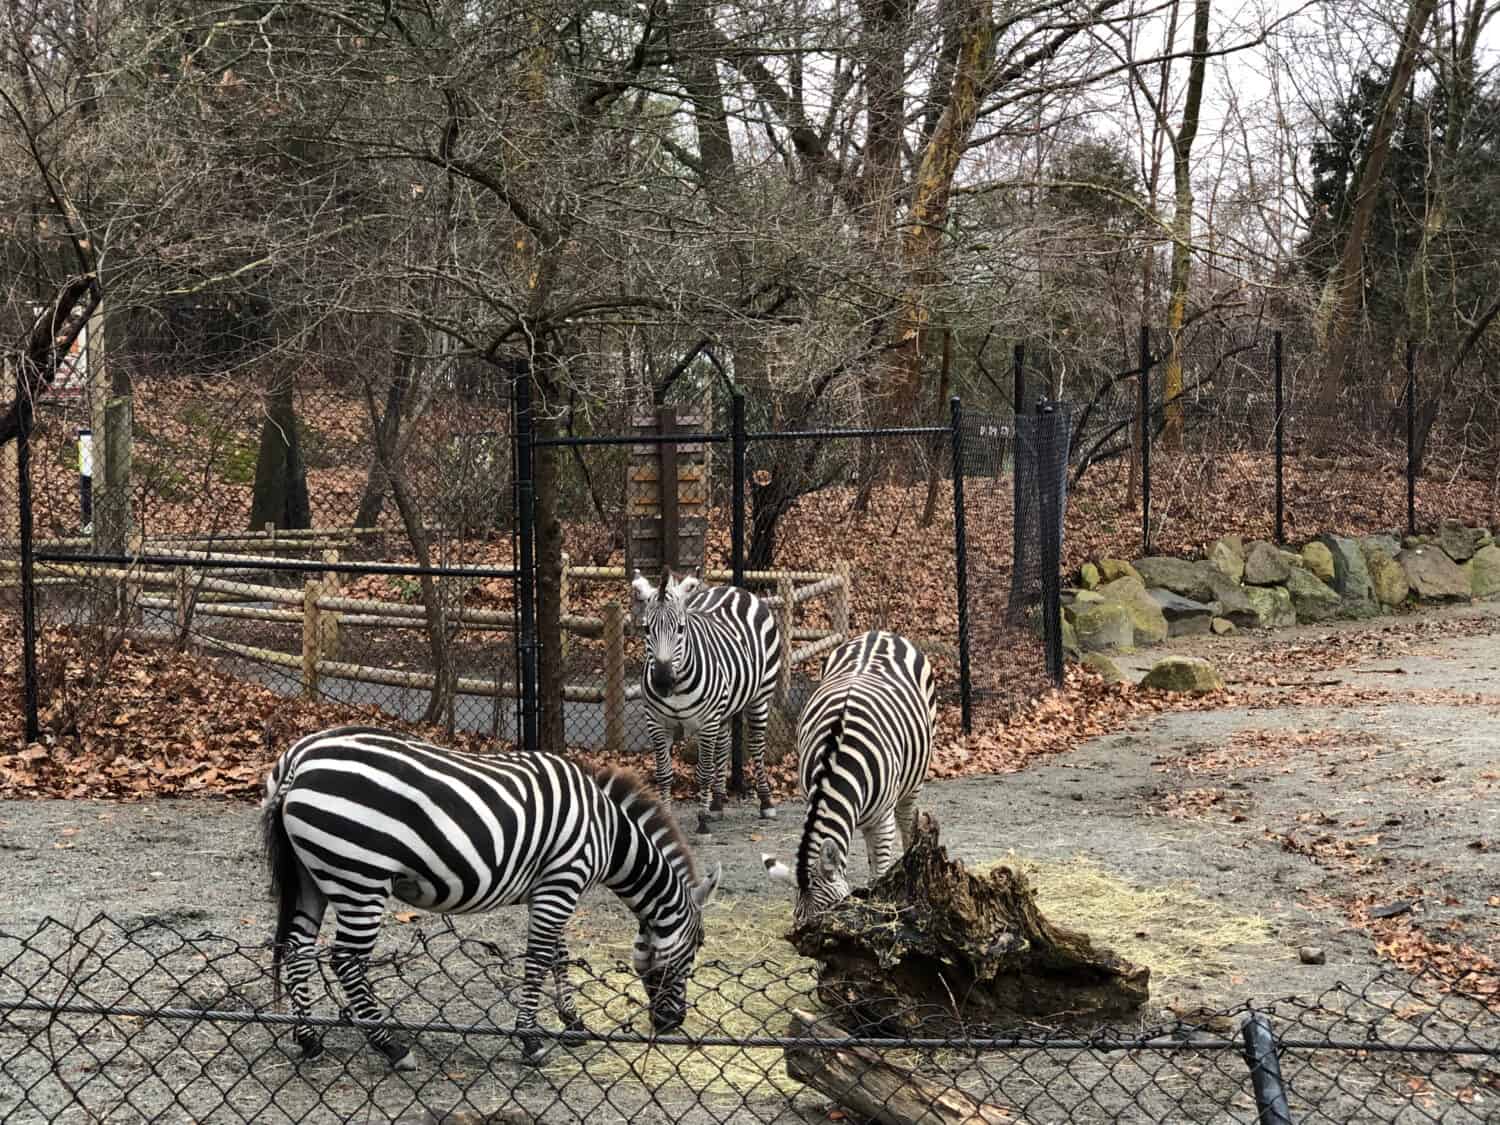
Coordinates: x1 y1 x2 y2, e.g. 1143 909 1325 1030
2 915 1496 1124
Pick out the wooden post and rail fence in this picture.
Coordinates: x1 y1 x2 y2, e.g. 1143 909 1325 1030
4 551 853 747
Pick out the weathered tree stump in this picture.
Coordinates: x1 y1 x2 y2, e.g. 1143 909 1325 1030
785 1010 1025 1125
788 813 1149 1035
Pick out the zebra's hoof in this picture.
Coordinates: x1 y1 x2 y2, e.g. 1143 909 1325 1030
709 796 726 814
386 1047 417 1072
563 1014 588 1035
520 1040 552 1067
295 1039 324 1064
759 804 778 820
695 815 713 837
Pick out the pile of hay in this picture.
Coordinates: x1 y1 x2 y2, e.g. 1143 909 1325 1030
982 854 1284 990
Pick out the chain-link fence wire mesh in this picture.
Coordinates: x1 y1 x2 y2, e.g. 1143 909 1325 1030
2 914 1495 1124
5 354 527 747
959 404 1075 714
533 395 959 796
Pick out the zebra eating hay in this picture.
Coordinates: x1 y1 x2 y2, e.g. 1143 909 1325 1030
262 725 721 1069
632 568 781 837
762 630 937 927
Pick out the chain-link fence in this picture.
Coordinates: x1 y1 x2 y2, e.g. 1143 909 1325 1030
2 914 1495 1123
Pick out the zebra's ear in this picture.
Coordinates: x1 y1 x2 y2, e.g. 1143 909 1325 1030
691 862 722 908
762 854 794 887
818 838 842 879
676 575 701 599
631 572 655 603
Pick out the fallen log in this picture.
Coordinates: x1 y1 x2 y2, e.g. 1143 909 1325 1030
785 1009 1022 1125
789 813 1149 1036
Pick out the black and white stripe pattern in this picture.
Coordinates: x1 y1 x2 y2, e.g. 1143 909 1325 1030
262 725 719 1069
632 569 782 836
763 631 936 926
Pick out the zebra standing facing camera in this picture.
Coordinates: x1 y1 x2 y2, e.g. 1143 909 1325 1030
632 568 781 836
262 726 720 1069
763 630 936 926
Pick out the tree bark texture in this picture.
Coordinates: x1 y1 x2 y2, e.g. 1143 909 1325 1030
784 1009 1025 1125
249 373 312 530
789 813 1150 1035
1314 0 1439 414
1161 0 1211 450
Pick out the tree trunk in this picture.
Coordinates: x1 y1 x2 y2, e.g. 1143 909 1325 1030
1314 0 1439 413
790 813 1150 1035
1160 0 1211 450
354 352 410 529
249 372 311 530
921 325 953 527
784 1009 1025 1125
888 0 994 417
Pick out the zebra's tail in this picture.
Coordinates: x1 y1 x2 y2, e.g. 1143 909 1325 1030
262 792 300 1005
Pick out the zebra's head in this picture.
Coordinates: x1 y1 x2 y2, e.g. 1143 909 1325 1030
632 862 721 1033
762 839 850 929
631 568 701 697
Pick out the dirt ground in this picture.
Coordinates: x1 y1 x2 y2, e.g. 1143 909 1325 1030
2 605 1499 1123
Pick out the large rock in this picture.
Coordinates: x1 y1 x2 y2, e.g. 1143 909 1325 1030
1082 652 1123 684
1073 602 1134 652
1146 588 1215 637
1244 584 1296 629
1098 558 1142 584
1398 546 1471 602
1300 541 1335 582
1132 557 1216 602
1203 569 1258 627
1319 533 1378 615
1243 540 1292 585
1140 656 1224 695
1470 545 1500 600
1097 577 1169 646
1437 519 1482 563
1208 535 1245 583
1361 545 1409 607
1361 533 1402 560
1284 568 1341 622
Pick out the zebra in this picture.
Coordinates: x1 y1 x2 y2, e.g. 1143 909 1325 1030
262 725 721 1069
762 630 936 926
632 568 782 837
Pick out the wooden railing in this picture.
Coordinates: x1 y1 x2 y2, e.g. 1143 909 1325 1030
9 552 852 747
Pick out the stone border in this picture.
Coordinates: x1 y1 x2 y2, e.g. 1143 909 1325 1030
1065 518 1500 658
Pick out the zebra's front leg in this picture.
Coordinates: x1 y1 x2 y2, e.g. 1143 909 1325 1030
329 904 415 1071
744 697 777 819
646 714 675 804
693 718 722 836
518 898 578 1065
863 810 900 882
707 722 732 818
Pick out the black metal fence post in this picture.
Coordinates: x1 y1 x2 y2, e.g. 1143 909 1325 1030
730 389 748 792
512 366 539 755
1139 324 1152 557
1406 341 1417 539
950 395 972 733
1273 330 1285 545
1037 400 1065 686
16 361 39 743
1241 1011 1295 1125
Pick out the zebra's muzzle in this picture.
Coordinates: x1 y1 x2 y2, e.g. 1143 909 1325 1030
648 660 674 696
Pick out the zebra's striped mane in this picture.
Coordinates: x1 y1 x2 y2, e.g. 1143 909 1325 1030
795 715 843 892
594 766 698 884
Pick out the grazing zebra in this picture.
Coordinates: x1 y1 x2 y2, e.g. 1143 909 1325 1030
632 568 782 836
262 725 720 1069
762 630 936 926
